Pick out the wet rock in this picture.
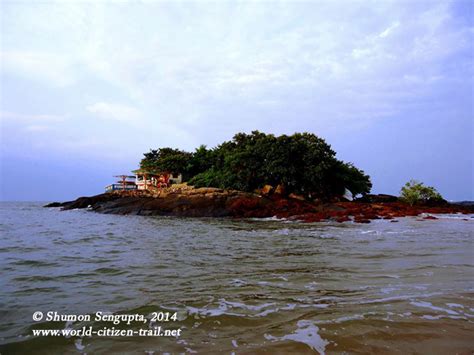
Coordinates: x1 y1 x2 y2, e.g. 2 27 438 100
61 193 121 210
43 202 62 207
354 218 371 223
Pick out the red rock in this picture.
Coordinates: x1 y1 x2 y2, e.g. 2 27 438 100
57 190 474 222
336 216 350 223
423 215 438 220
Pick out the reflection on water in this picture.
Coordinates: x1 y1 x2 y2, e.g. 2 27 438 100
0 202 473 354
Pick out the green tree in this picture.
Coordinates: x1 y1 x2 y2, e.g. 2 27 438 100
329 162 372 198
140 148 192 176
188 131 372 200
400 180 444 205
186 145 215 178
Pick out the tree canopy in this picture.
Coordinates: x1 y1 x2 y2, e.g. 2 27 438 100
140 148 192 176
140 131 372 200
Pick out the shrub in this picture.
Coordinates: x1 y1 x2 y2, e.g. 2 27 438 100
400 180 444 205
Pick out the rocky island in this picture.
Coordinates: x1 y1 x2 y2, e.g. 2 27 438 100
45 185 473 223
45 131 474 222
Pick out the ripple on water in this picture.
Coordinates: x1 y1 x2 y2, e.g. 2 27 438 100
11 259 59 267
93 267 128 276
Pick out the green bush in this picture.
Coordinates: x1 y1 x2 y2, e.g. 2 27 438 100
188 169 227 189
400 180 444 205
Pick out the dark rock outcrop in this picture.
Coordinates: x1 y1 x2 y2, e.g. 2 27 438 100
355 194 399 203
45 189 474 223
45 193 122 210
44 202 63 208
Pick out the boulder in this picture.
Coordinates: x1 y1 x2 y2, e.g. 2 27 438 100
260 185 274 196
274 184 286 195
288 193 305 201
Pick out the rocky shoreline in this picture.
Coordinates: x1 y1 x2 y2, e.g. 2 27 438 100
44 187 474 223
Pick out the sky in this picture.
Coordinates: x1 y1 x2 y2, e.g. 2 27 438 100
0 0 473 201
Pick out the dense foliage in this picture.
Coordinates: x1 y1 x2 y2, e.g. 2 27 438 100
140 131 372 200
400 180 444 205
141 148 192 175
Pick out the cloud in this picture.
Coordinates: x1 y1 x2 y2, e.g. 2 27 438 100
0 51 76 87
2 0 472 146
379 22 400 38
0 111 68 122
25 125 51 132
86 102 142 123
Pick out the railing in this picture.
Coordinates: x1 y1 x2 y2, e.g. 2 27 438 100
105 184 137 192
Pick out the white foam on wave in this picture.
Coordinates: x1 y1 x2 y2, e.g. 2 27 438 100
186 304 240 318
222 300 276 311
380 286 398 294
74 338 85 351
350 292 442 305
421 315 443 320
410 300 459 315
277 228 290 235
249 216 281 221
281 303 297 310
273 274 288 281
187 299 276 318
305 281 319 290
317 313 366 324
187 298 330 320
376 274 401 279
360 230 378 235
255 302 328 317
256 280 289 289
421 314 468 321
265 320 329 354
421 213 473 220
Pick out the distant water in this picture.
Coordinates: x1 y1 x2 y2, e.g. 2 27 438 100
1 202 473 354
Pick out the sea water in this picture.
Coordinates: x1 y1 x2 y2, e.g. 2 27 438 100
0 202 473 354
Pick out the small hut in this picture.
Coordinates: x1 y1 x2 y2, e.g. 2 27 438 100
132 169 182 190
105 175 137 192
